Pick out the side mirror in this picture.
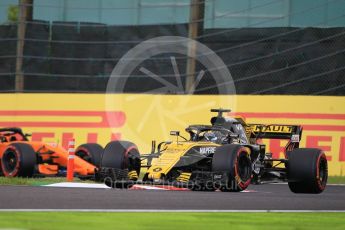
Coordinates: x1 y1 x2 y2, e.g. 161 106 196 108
170 131 187 142
170 131 180 136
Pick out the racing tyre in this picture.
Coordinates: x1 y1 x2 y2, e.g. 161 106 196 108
101 141 141 188
212 144 252 192
288 148 328 194
1 143 37 177
75 143 103 168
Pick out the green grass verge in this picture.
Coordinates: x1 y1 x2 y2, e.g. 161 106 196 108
0 212 344 230
328 176 345 184
0 177 95 186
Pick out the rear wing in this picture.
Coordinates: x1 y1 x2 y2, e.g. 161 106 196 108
246 124 302 142
245 124 303 155
233 116 302 141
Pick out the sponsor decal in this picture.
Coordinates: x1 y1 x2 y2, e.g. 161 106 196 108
251 124 292 133
291 134 300 143
199 147 216 154
213 174 222 180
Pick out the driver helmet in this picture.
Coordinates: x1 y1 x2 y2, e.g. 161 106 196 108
204 131 218 142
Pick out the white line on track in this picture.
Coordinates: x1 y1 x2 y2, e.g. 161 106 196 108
0 209 344 213
43 182 109 189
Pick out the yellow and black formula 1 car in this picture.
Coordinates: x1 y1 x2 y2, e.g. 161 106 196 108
96 109 328 193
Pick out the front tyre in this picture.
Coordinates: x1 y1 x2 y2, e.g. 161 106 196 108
75 143 103 168
1 143 37 177
288 148 328 194
101 141 141 188
212 144 252 192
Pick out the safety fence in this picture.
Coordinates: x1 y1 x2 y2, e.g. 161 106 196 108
0 0 344 94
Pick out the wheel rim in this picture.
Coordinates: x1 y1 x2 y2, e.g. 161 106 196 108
238 153 251 182
3 151 18 174
318 156 328 188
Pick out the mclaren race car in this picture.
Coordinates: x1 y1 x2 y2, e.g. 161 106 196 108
0 127 102 177
97 109 328 194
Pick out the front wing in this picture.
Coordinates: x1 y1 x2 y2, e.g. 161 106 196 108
95 167 229 189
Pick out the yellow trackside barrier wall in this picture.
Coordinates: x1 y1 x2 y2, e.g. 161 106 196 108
0 94 344 176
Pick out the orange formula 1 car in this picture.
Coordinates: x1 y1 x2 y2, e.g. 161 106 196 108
0 127 103 178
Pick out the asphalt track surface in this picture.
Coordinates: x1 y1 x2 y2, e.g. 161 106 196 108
0 184 344 210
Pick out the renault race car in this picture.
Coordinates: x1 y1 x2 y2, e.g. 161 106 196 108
0 127 102 177
97 109 328 194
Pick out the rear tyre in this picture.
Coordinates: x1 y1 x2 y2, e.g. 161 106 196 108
288 148 328 194
101 141 141 188
75 143 103 168
1 143 37 177
212 144 252 192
